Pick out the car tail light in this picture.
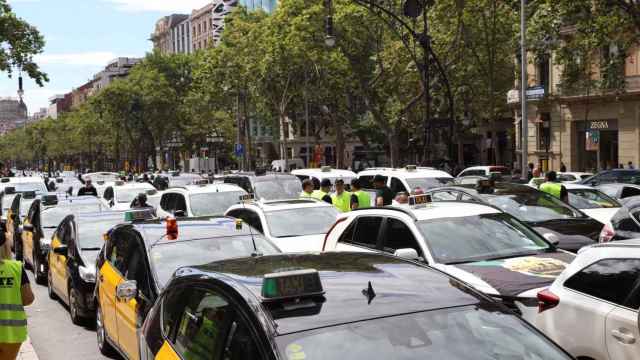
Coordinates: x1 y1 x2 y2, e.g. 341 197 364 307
322 217 348 251
599 224 615 243
537 289 560 313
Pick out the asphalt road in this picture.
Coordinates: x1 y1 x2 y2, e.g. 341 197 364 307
24 271 121 360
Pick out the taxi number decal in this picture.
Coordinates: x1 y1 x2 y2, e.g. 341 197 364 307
286 343 306 360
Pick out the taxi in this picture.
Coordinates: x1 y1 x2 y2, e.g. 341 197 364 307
102 181 157 211
291 166 357 189
48 211 125 324
95 212 280 359
223 170 302 200
225 198 339 252
322 194 575 323
20 194 61 283
138 252 574 360
358 165 453 193
155 183 247 218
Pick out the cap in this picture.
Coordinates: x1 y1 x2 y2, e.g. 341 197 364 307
373 174 386 182
320 179 332 187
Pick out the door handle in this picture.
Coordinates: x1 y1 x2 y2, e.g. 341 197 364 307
612 329 636 344
99 275 104 282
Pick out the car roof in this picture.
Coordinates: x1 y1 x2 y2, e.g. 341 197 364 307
435 181 536 195
167 184 246 195
588 239 640 249
358 168 452 179
186 252 484 335
114 182 156 190
229 199 334 212
75 210 127 224
134 217 261 249
351 201 501 221
4 176 44 183
291 168 357 178
563 183 596 190
227 173 300 182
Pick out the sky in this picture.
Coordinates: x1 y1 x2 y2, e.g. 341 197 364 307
0 0 212 114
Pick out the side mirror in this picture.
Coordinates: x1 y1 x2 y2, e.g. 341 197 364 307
116 280 137 301
53 245 68 256
174 210 186 218
393 248 420 261
22 224 34 232
109 200 114 207
543 233 560 247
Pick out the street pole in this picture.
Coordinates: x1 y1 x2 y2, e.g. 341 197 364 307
305 72 310 167
421 7 431 165
520 0 528 179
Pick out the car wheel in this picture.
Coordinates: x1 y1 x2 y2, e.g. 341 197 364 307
96 305 115 356
47 268 57 300
69 288 84 325
33 250 45 285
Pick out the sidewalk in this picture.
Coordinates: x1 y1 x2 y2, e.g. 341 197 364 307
17 338 38 360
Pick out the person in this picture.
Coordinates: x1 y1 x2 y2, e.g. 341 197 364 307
539 171 563 199
527 162 534 181
0 223 34 360
130 193 156 216
374 174 393 207
560 162 567 173
350 179 371 210
331 179 352 213
532 167 541 178
395 192 409 205
311 179 332 204
77 179 98 196
628 161 635 170
47 180 56 192
300 179 315 198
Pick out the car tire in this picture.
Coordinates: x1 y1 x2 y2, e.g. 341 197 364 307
69 288 84 325
47 268 57 300
33 249 45 285
96 305 115 356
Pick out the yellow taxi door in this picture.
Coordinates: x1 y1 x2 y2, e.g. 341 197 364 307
98 258 121 347
116 293 139 360
49 232 68 298
5 207 14 247
21 217 33 265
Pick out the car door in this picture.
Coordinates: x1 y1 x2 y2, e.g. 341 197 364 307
50 218 70 299
161 287 268 360
22 200 39 266
379 217 426 261
98 228 127 348
390 177 408 194
6 194 21 250
339 216 384 251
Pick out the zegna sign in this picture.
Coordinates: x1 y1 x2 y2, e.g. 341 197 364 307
578 119 618 131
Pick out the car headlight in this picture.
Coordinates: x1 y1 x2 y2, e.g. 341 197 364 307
79 266 96 283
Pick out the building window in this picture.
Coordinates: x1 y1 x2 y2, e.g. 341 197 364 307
537 55 550 92
537 113 551 152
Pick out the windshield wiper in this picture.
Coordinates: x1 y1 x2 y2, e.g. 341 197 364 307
81 247 101 251
481 251 544 262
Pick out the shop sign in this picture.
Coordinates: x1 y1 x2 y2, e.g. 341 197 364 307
526 86 545 100
586 130 600 151
588 119 617 130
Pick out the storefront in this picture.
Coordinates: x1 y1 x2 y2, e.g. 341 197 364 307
575 119 619 172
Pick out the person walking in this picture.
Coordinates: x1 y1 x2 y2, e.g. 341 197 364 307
331 179 352 213
0 225 34 360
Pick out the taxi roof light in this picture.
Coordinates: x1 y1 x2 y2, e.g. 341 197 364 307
166 217 178 240
115 180 125 186
405 165 418 172
262 269 324 302
0 178 9 183
321 166 332 172
239 193 255 202
124 209 155 222
408 194 431 206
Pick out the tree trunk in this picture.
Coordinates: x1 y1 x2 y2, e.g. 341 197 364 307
335 118 345 169
388 127 400 168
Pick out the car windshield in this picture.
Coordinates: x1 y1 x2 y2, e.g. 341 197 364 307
277 305 571 360
254 180 301 200
265 206 339 237
417 213 549 264
14 182 47 195
482 191 582 223
117 188 151 203
406 178 453 191
78 219 120 250
150 235 279 287
189 191 246 217
41 203 107 227
568 189 620 209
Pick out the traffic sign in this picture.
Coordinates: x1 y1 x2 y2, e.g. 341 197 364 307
235 143 245 157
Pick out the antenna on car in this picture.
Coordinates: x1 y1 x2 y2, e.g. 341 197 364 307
238 194 261 257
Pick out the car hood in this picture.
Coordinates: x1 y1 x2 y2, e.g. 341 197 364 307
529 218 601 252
580 207 619 227
447 252 575 298
271 234 326 253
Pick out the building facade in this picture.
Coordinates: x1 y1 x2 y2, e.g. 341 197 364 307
71 79 96 109
47 94 72 120
510 45 640 173
0 98 28 134
191 3 215 51
151 14 189 54
92 57 142 93
239 0 277 12
171 17 192 54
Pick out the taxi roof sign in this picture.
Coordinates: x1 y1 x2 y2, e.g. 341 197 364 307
239 193 255 202
321 166 332 172
408 194 431 206
124 209 155 222
262 269 324 302
405 165 418 172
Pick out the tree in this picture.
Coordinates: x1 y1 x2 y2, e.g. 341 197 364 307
0 0 47 85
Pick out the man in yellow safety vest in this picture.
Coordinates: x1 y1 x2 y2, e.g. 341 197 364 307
332 179 352 212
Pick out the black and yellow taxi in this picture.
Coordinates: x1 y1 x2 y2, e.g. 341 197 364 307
22 195 108 283
95 213 280 360
138 252 575 360
48 210 125 324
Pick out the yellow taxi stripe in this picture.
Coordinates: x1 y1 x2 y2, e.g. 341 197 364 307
155 341 181 360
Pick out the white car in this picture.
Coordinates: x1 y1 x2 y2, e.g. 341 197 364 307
564 183 621 227
358 165 453 193
535 240 640 360
323 198 575 323
292 167 357 189
558 172 593 183
457 165 511 179
102 181 157 210
155 183 247 218
225 199 340 252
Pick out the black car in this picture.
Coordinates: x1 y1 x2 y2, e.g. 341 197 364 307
602 197 640 242
22 196 109 284
580 169 640 186
139 252 575 360
223 171 302 200
48 211 124 324
427 182 602 252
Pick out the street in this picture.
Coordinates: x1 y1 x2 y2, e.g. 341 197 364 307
24 272 119 360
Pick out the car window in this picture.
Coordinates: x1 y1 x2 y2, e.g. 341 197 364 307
381 218 422 257
230 210 263 233
460 193 476 202
567 189 620 209
484 191 581 222
617 171 640 185
174 194 187 213
56 220 68 245
345 217 382 249
265 207 339 237
430 191 459 201
461 170 485 177
160 193 175 212
612 207 640 233
359 176 374 189
621 186 640 199
564 259 640 309
389 178 407 194
558 174 576 182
